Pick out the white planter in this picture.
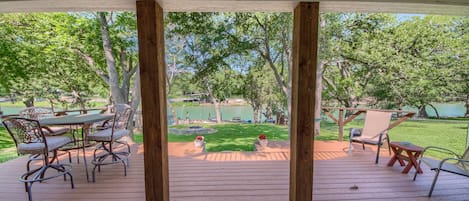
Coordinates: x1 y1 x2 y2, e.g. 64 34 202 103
194 140 205 147
258 139 268 147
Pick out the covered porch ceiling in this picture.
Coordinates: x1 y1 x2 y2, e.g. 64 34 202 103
0 0 468 15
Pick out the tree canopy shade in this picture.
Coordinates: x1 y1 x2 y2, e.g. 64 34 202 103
0 13 105 107
0 12 467 118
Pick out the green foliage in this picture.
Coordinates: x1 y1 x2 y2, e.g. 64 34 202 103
0 13 106 108
318 14 468 118
235 13 293 113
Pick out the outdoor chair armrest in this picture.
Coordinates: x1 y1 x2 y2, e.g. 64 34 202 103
369 131 388 140
438 158 469 169
349 128 362 138
423 146 460 158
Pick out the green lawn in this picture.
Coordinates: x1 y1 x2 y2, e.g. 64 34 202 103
0 127 17 163
1 119 468 163
315 119 469 159
134 123 289 152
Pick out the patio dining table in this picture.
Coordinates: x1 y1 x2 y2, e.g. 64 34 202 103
39 113 114 182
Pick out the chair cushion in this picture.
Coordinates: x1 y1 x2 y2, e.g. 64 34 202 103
421 157 469 176
42 126 69 136
17 136 73 154
87 129 130 142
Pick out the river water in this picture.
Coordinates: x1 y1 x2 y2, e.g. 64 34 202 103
1 103 465 121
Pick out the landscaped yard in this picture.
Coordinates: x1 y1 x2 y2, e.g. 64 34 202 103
0 119 468 163
136 119 469 158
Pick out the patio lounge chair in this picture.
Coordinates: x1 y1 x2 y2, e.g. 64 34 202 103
2 117 74 201
413 145 469 197
88 106 132 182
349 110 393 164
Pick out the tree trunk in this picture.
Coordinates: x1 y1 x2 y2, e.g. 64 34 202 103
48 98 55 112
98 12 126 104
213 98 222 123
428 104 440 119
418 105 428 118
167 99 179 125
265 105 273 120
253 108 259 124
465 94 469 117
23 97 34 107
127 67 141 135
204 78 222 123
315 62 324 135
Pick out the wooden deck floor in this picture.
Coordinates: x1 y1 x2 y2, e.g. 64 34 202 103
0 141 468 201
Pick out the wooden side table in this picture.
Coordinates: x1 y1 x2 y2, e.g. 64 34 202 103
387 141 424 174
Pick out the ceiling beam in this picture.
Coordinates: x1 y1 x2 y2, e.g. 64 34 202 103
0 0 468 15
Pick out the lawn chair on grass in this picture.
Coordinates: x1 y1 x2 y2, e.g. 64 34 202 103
414 145 469 197
349 110 393 164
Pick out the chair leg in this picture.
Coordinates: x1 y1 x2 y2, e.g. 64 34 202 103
92 140 130 182
429 169 441 197
413 159 422 181
68 151 72 163
375 143 381 164
362 143 365 150
26 182 33 201
68 172 75 189
92 165 98 183
26 159 33 172
122 160 127 176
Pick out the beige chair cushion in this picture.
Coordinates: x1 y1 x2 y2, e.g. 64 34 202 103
88 129 130 142
17 136 73 154
351 111 392 143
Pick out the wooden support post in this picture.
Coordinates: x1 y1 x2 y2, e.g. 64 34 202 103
290 2 319 201
136 1 169 201
338 108 344 141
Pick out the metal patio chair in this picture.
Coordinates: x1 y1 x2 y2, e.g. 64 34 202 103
413 145 469 197
2 117 74 201
88 106 132 182
349 110 393 164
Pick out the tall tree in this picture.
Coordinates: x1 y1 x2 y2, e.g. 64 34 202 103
167 13 249 123
236 13 293 118
71 12 141 131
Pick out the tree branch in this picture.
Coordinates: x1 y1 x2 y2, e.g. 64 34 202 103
73 48 110 84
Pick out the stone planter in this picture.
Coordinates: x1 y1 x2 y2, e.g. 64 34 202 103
258 139 268 147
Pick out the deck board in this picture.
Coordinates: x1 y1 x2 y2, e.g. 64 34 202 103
0 141 468 201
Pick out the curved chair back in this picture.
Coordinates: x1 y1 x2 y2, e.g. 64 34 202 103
361 111 392 138
2 117 48 155
112 107 132 131
111 104 131 115
19 107 55 120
